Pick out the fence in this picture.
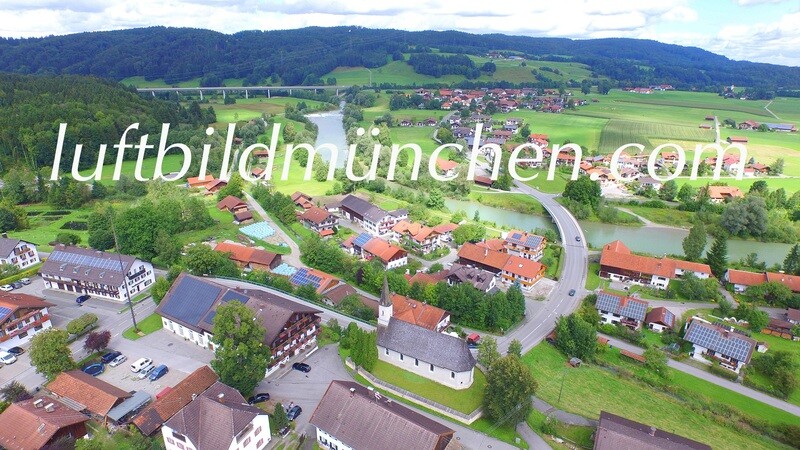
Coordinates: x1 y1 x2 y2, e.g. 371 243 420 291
345 357 483 425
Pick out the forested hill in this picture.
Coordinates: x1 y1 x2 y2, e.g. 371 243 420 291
0 26 798 89
0 74 214 172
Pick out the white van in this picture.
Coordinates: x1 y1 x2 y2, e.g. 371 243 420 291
130 357 152 373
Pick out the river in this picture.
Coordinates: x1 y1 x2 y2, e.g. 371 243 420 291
308 104 790 266
444 198 792 266
307 105 347 168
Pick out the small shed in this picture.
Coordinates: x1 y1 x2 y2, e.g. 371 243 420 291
106 391 152 425
569 357 582 367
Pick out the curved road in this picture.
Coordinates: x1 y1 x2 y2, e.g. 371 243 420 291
496 180 589 353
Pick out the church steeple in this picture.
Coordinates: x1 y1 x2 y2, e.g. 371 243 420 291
378 275 393 327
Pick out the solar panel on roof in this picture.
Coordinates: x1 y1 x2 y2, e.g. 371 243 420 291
160 276 222 327
48 250 124 272
221 290 249 303
0 306 11 321
354 233 372 248
511 233 522 240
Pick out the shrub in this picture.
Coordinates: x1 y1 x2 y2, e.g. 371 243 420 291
66 313 98 335
708 362 739 381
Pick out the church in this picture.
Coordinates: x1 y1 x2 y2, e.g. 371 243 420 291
376 278 477 390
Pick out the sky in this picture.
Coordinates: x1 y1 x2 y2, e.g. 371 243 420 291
1 0 799 66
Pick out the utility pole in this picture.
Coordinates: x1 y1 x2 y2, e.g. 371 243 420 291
557 367 567 404
110 214 138 332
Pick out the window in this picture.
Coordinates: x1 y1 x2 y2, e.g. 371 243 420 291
172 432 186 442
430 363 434 372
414 359 419 366
255 426 262 436
399 353 404 361
256 439 264 448
385 348 389 355
243 437 251 447
451 371 455 379
176 443 185 450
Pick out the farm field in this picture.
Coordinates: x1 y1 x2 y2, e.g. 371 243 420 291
77 153 186 184
12 205 94 252
523 343 795 450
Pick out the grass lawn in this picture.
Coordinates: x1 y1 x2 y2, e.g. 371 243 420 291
528 409 594 449
522 343 793 450
519 168 572 194
614 203 695 228
11 205 93 252
77 153 186 184
369 358 486 414
470 418 528 449
122 313 163 341
469 189 545 215
585 262 602 290
543 246 563 280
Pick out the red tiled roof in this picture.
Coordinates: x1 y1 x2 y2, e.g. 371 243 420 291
474 175 493 186
234 210 253 222
726 269 768 286
392 221 438 243
458 242 510 271
133 365 219 435
436 158 459 172
706 186 744 200
0 397 88 450
363 238 406 264
645 307 675 328
391 294 449 331
433 223 458 234
187 175 214 187
765 272 800 293
300 206 334 225
216 195 246 212
600 240 711 279
407 270 448 286
48 370 131 417
620 349 646 363
319 229 335 237
787 308 800 322
214 242 278 267
477 238 506 252
502 255 545 279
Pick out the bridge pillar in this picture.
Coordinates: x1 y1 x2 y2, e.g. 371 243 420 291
199 90 203 101
289 89 292 95
245 89 249 99
268 89 271 99
336 88 339 96
222 90 226 100
151 91 155 97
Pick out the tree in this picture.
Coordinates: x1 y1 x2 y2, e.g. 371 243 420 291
350 329 378 371
563 176 601 209
580 79 591 95
508 339 522 357
210 301 271 396
83 330 111 353
483 355 538 426
682 222 707 262
705 235 728 279
749 180 769 195
29 329 75 380
716 298 734 317
747 308 770 332
477 336 500 368
272 402 290 431
150 277 172 305
643 348 668 376
55 232 81 245
0 381 31 403
751 350 798 399
720 196 768 237
677 184 697 203
659 180 678 201
784 244 800 275
452 223 486 245
216 173 244 200
184 244 240 277
91 180 108 199
598 80 612 95
772 158 785 175
554 314 597 360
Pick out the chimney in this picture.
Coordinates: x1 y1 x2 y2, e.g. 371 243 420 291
649 426 656 436
44 403 55 413
349 388 355 397
33 399 44 408
192 394 197 400
217 393 225 401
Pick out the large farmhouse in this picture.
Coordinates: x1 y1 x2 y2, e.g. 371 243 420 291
39 245 155 302
0 236 40 270
684 317 756 374
599 240 711 290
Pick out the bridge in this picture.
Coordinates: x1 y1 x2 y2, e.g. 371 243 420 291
136 85 353 100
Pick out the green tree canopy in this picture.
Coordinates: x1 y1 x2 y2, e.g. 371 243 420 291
210 301 272 396
682 222 707 262
29 329 75 380
483 355 538 426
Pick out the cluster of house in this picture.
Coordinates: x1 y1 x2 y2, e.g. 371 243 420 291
622 85 675 94
456 231 547 291
593 290 759 374
408 87 578 114
451 116 526 148
737 120 797 132
216 195 254 224
186 175 228 196
0 364 272 450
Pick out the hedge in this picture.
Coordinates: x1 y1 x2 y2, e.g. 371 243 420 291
66 313 99 335
708 362 739 381
0 263 42 286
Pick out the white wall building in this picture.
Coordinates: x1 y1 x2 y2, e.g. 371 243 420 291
0 237 40 270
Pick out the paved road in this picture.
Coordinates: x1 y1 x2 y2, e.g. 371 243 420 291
599 333 800 417
495 181 588 354
243 191 302 267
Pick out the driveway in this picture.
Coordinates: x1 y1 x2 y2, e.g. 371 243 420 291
261 344 524 450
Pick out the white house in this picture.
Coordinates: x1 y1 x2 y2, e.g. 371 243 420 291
0 293 54 348
161 381 270 450
644 307 676 333
310 381 455 450
595 291 649 330
377 317 475 390
0 237 40 271
39 245 154 302
684 317 756 374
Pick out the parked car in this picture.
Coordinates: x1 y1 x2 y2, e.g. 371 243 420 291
137 364 156 380
130 357 152 373
83 363 104 376
149 364 169 381
575 236 581 242
287 405 302 421
76 294 91 304
248 393 270 405
101 351 122 364
568 289 576 296
292 362 311 373
5 347 24 356
0 285 13 292
0 351 17 365
19 278 31 285
10 281 23 289
109 354 127 367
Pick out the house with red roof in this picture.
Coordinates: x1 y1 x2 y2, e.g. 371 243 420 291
0 292 54 347
645 306 677 333
213 241 281 271
725 269 800 294
435 158 459 178
0 397 89 450
391 220 441 255
363 237 408 269
216 195 248 214
458 242 545 290
600 240 712 290
299 206 339 237
705 186 744 203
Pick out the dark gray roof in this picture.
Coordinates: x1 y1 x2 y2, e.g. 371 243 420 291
594 411 711 450
377 318 475 372
309 381 454 450
340 195 377 216
236 288 321 345
40 245 139 286
596 291 648 322
0 238 24 257
158 274 223 331
389 209 408 217
505 231 544 249
364 206 390 223
447 263 495 291
684 320 756 364
165 381 264 450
